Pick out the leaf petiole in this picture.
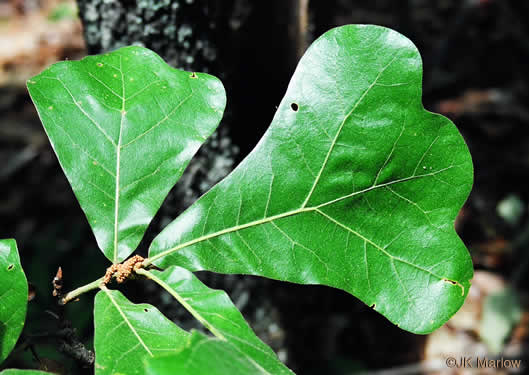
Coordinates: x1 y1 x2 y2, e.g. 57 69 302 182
60 276 105 305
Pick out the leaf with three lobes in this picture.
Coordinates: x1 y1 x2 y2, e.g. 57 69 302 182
142 267 292 374
27 47 226 263
145 332 274 375
148 25 474 334
94 289 189 375
0 239 28 363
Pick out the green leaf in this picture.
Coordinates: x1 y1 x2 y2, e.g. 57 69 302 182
94 289 189 375
0 239 28 364
0 370 52 375
142 267 292 374
27 46 226 263
148 25 474 334
144 332 276 375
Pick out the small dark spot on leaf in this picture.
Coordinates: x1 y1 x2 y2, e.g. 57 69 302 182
190 72 198 79
291 103 299 112
97 63 103 67
443 278 465 295
370 303 376 309
7 264 14 271
144 308 149 312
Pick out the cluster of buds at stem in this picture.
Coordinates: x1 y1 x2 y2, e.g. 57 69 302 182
103 255 145 284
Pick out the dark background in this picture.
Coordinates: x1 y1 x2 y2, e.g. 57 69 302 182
1 0 529 374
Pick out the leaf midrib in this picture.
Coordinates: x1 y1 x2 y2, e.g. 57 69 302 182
143 269 285 361
147 54 415 265
137 269 226 341
101 287 153 357
114 56 125 263
147 51 467 292
146 165 458 279
140 269 291 374
40 56 197 263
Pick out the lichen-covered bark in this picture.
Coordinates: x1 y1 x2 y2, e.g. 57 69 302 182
76 0 220 71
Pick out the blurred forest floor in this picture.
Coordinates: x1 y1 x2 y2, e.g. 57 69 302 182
2 0 529 374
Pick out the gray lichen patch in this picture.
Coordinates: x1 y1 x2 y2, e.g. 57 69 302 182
77 0 219 71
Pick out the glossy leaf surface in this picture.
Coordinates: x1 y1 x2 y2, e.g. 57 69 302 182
149 25 474 333
94 289 189 375
144 267 292 374
27 47 226 262
145 332 273 375
0 240 28 363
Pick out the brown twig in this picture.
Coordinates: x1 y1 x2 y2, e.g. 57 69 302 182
52 267 63 298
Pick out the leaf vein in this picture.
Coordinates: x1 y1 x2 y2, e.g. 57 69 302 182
102 287 153 356
301 53 399 208
41 76 117 146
